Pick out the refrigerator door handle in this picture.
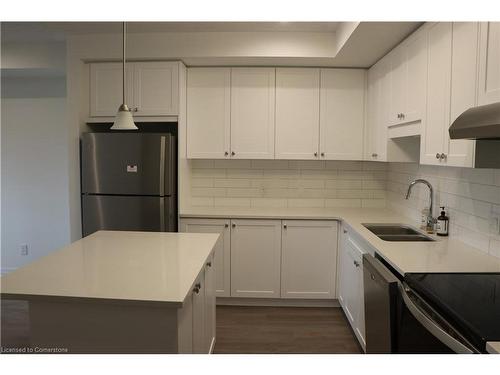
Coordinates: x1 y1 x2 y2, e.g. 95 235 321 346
160 198 166 232
159 136 166 196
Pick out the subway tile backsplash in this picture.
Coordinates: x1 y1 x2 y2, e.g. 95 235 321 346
189 160 387 210
386 163 500 258
187 160 500 258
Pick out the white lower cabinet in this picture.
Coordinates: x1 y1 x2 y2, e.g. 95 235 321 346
230 219 282 298
178 254 216 354
180 219 231 297
338 224 372 351
281 220 338 299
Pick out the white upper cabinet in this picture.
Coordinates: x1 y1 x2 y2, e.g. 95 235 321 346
230 68 276 159
478 22 500 105
275 68 320 160
421 22 453 165
230 219 281 298
132 62 179 116
447 22 478 167
421 22 477 167
89 62 179 118
366 56 390 161
187 68 231 159
388 27 428 127
281 220 338 299
89 63 133 117
319 69 366 160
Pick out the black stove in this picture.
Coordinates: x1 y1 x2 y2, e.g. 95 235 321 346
404 273 500 353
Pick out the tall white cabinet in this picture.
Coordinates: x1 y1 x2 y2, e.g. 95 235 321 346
275 68 321 160
421 22 478 167
478 22 500 105
230 68 276 159
388 27 428 126
319 69 366 160
281 220 338 299
230 219 282 298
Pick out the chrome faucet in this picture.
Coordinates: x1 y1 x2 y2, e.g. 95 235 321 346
405 179 435 232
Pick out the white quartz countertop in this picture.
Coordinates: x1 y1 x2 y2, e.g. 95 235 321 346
1 231 219 307
181 207 500 275
486 342 500 354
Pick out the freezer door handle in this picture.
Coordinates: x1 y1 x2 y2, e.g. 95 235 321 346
400 283 476 354
159 136 166 196
160 197 166 232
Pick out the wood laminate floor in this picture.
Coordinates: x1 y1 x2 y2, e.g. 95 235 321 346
1 301 361 354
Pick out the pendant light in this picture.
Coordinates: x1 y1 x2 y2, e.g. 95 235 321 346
111 22 138 130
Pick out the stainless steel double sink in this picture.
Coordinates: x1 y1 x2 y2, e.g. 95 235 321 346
362 224 435 242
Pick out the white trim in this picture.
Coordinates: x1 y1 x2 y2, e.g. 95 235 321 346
216 297 339 308
86 115 178 123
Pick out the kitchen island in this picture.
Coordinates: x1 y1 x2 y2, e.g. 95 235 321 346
0 230 220 354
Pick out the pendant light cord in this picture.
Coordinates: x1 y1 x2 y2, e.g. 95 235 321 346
122 21 126 104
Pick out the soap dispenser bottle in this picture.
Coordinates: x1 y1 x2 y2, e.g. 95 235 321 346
436 206 449 236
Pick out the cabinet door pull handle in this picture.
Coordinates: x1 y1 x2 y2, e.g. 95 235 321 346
283 223 287 229
372 153 378 158
206 261 212 267
321 152 325 157
224 223 229 228
231 151 235 156
343 229 348 234
440 153 446 160
353 260 360 268
314 152 318 157
224 151 229 156
232 223 236 228
436 153 440 159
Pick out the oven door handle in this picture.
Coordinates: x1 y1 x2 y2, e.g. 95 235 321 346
400 284 475 354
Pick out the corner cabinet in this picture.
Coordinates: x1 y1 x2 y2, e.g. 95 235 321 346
366 55 390 161
319 69 366 160
388 26 428 127
275 68 321 160
89 61 179 117
281 220 338 299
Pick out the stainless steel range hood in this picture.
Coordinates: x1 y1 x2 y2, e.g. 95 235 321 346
449 102 500 168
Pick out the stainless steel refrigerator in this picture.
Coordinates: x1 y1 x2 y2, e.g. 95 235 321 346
81 133 177 237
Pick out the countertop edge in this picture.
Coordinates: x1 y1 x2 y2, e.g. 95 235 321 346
486 341 500 354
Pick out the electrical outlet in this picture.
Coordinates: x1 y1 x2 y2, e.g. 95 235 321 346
20 244 29 256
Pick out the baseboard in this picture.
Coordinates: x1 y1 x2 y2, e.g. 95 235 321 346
216 297 340 307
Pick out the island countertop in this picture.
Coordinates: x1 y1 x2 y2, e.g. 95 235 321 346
1 230 220 307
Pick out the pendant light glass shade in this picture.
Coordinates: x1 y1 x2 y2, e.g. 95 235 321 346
111 22 137 130
111 104 137 130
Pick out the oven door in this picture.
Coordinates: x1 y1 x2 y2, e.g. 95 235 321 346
397 283 479 354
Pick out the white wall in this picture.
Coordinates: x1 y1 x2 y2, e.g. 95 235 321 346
1 97 71 273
